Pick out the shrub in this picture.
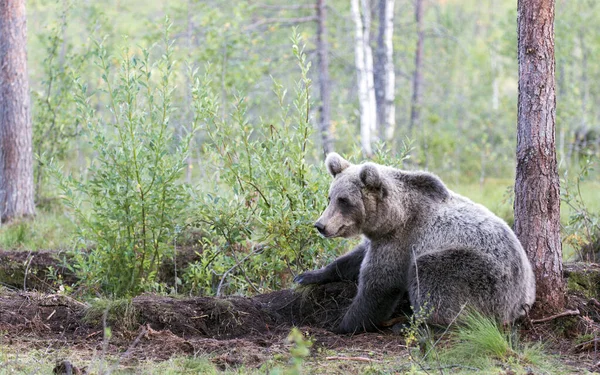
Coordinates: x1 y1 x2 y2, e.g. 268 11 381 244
51 20 195 297
184 34 349 295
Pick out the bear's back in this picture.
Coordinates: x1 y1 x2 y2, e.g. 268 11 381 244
413 190 523 264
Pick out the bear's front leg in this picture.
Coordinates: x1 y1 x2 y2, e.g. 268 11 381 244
337 256 404 334
294 240 369 285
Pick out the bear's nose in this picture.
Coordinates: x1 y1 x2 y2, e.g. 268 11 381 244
314 222 326 235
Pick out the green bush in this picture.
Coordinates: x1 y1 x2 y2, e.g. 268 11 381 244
184 34 349 295
51 20 195 297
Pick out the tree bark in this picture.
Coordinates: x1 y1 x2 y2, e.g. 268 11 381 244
0 0 35 223
317 0 333 156
351 0 377 156
374 0 395 142
409 0 424 134
514 0 565 313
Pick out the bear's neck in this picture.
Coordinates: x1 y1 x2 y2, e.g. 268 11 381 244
362 199 429 240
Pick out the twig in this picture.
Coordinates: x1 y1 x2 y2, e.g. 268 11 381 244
85 330 102 339
423 303 467 361
326 356 378 362
245 16 318 31
216 246 263 297
423 364 481 372
255 3 317 9
530 309 580 324
23 252 34 291
108 325 148 373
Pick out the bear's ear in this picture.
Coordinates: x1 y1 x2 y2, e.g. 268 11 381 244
360 163 382 189
325 152 351 177
404 172 449 201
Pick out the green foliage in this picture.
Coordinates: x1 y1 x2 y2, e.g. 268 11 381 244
32 2 88 201
50 20 195 297
185 34 345 295
562 157 600 261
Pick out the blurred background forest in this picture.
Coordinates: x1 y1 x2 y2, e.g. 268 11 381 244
3 0 599 297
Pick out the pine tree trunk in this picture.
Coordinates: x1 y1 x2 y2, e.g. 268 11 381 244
317 0 333 156
0 0 35 223
514 0 565 313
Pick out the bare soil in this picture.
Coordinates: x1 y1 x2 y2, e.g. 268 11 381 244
0 249 599 373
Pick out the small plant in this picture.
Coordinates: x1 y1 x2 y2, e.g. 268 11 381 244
268 328 313 375
50 19 196 297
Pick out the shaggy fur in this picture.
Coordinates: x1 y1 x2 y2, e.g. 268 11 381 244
295 153 536 334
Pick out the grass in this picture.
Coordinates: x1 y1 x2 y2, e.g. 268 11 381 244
0 208 75 251
83 298 139 331
418 311 568 374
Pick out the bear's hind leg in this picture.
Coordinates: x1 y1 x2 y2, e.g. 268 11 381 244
407 249 505 325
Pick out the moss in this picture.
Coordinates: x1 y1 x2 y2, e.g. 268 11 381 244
566 267 600 299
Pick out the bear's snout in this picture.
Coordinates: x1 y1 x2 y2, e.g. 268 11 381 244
314 221 326 235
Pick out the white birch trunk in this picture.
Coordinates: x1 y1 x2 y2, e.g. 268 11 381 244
352 0 377 156
362 0 377 143
383 0 395 141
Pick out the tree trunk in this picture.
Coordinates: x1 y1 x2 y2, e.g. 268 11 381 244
514 0 565 313
0 0 35 223
409 0 424 134
317 0 333 156
351 0 377 157
374 0 395 142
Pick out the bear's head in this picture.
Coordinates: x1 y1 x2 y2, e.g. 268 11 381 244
314 153 449 239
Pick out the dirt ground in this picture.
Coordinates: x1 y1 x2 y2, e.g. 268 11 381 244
0 250 599 373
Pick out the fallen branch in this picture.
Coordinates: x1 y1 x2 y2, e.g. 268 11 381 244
326 356 378 363
380 316 406 327
575 337 599 350
530 309 580 324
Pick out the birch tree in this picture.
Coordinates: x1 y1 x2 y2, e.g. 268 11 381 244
317 0 333 156
374 0 395 142
409 0 424 133
351 0 377 157
0 0 35 223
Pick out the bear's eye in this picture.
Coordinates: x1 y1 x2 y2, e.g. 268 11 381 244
337 197 350 206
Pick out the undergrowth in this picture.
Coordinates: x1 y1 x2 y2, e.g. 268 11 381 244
403 310 558 374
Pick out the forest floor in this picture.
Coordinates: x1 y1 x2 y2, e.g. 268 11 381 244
0 249 599 374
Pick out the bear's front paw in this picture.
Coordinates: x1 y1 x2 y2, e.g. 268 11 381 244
294 270 329 285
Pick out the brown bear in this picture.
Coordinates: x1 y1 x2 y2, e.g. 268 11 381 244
295 153 536 334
